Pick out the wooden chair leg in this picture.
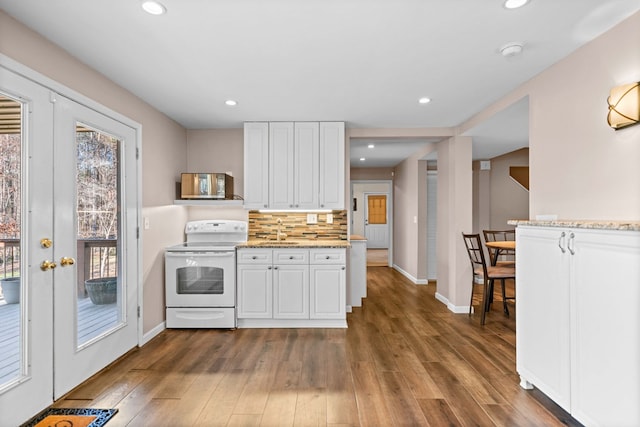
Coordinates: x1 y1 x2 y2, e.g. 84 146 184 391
501 279 509 316
469 280 474 317
480 279 489 325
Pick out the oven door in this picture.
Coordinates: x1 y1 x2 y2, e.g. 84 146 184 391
165 250 235 307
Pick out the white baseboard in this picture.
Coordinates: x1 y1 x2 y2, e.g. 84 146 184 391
392 264 428 285
435 292 470 314
141 321 165 346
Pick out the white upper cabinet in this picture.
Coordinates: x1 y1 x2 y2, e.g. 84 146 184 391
319 122 345 209
269 122 295 209
244 121 344 210
293 122 319 209
243 122 270 209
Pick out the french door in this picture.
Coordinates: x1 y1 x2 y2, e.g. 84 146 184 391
0 65 139 425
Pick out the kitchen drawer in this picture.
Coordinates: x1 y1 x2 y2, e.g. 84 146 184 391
274 249 309 264
309 249 346 264
237 249 273 264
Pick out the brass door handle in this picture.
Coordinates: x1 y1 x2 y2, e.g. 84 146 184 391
40 260 57 271
60 257 76 267
40 238 53 248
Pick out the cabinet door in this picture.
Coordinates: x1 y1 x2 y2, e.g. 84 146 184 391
569 230 640 427
516 226 571 411
237 264 272 318
319 122 345 209
294 122 319 209
269 122 294 209
273 264 309 319
310 264 346 319
243 122 269 209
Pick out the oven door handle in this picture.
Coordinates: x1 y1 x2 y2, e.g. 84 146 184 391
167 251 234 257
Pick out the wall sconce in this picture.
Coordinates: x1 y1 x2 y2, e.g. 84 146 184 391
607 82 640 130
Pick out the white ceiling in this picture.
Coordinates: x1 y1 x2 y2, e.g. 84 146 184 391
1 0 638 165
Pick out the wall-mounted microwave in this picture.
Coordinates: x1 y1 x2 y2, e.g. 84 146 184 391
180 173 234 200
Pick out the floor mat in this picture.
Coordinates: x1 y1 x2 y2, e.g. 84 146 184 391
21 408 118 427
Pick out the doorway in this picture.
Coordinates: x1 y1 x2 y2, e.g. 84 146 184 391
350 181 392 267
0 65 140 425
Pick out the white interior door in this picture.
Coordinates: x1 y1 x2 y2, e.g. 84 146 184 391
0 65 55 426
364 193 389 249
52 95 138 399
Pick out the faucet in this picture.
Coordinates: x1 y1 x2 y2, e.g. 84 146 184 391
276 218 287 241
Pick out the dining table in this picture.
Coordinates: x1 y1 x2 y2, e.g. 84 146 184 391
485 240 516 266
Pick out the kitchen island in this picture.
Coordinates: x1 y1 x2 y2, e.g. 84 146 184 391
236 240 349 328
509 219 640 426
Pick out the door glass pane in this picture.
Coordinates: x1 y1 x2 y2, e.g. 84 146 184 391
76 123 121 347
368 195 387 224
0 94 23 386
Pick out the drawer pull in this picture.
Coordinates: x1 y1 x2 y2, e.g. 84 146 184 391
326 256 331 259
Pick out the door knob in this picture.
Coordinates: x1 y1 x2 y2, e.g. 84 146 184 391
40 260 57 271
60 257 76 267
40 238 53 248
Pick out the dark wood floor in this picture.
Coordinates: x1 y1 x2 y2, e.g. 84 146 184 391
52 267 581 426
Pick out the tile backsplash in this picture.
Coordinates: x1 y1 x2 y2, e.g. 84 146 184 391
248 210 348 240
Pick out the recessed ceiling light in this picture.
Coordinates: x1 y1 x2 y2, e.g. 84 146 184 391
418 97 431 104
500 42 524 57
225 100 238 106
142 1 166 15
504 0 529 9
360 158 366 161
367 144 375 149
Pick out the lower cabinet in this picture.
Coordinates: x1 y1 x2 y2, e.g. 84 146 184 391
516 225 640 427
237 247 347 328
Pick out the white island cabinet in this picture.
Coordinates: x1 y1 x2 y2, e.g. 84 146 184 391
237 247 347 328
515 223 640 427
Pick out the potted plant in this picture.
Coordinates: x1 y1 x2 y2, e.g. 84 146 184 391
84 277 117 305
0 277 20 304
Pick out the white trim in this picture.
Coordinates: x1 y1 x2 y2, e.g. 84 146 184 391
392 264 428 284
141 322 165 346
435 292 470 314
237 319 347 328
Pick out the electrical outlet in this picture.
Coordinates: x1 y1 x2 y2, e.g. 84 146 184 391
307 213 318 224
326 213 333 224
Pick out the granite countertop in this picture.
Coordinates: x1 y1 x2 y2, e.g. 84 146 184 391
508 219 640 232
239 239 351 248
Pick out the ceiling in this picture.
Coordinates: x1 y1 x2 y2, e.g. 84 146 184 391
1 0 638 166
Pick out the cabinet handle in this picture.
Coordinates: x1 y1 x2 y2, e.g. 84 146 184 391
252 256 257 259
268 266 272 270
274 266 279 270
558 232 566 253
341 266 346 270
289 256 294 259
567 232 575 255
290 204 293 208
326 256 331 259
264 204 268 208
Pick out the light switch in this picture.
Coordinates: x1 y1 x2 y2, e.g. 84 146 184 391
144 217 150 229
326 213 334 224
307 213 318 224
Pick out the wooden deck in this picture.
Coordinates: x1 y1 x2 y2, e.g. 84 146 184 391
0 297 118 385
